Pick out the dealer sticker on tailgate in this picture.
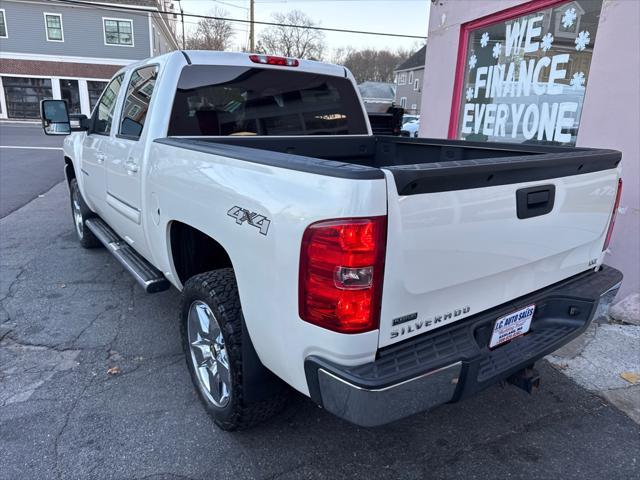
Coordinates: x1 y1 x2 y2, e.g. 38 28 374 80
489 304 536 349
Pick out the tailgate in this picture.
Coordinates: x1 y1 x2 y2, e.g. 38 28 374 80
378 149 621 347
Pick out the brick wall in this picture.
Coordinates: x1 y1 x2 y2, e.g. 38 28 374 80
1 59 121 79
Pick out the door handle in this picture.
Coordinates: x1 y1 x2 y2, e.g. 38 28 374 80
96 151 105 164
124 158 139 175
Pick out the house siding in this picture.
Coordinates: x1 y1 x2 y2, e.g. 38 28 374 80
0 0 151 60
0 0 176 119
151 14 177 55
395 66 424 113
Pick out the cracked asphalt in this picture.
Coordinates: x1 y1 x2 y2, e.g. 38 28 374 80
1 182 639 479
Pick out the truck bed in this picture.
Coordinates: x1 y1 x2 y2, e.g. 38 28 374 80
156 136 620 194
155 134 622 347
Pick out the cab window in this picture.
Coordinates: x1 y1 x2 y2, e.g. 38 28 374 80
93 74 124 136
168 65 368 136
119 65 158 139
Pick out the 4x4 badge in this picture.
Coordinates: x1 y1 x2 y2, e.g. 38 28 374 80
227 206 271 236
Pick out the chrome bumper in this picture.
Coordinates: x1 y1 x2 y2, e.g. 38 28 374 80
316 362 461 427
306 265 623 427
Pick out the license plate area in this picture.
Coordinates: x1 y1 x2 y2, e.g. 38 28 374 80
489 304 535 349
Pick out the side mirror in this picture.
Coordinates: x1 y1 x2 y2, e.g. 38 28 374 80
41 99 71 135
41 100 90 135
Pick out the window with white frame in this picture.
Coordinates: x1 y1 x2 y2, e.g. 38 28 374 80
411 104 417 111
408 71 414 85
104 18 133 46
44 13 63 42
414 78 420 91
398 73 406 85
0 9 7 38
400 97 407 108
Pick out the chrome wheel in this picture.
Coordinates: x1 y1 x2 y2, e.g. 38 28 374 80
187 300 231 408
72 190 84 239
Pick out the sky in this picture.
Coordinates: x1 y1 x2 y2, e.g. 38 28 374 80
177 0 431 53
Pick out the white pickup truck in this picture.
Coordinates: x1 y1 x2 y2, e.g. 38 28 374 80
41 51 623 430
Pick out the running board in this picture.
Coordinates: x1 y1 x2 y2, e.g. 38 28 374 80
85 218 170 293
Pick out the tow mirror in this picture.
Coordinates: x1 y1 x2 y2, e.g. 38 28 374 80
41 100 90 135
41 99 71 135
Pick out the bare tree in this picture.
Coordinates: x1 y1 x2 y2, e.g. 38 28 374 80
257 10 325 59
336 48 411 83
185 8 234 51
329 46 354 65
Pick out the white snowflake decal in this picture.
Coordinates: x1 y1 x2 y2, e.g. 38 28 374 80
575 30 590 51
468 54 477 69
541 33 554 52
465 87 474 102
492 42 502 59
562 7 577 28
480 32 490 48
570 71 586 89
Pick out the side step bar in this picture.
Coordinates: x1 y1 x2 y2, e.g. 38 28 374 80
85 218 170 293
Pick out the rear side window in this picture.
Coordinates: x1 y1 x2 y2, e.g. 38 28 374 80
168 65 368 136
119 65 158 139
93 74 124 136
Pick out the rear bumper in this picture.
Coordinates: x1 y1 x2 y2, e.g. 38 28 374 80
304 265 623 427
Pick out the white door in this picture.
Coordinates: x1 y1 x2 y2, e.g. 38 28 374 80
103 65 158 257
79 74 124 213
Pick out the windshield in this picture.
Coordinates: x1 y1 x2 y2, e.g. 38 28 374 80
168 65 368 136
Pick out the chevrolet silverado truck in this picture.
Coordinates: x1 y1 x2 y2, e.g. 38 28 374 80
40 51 623 430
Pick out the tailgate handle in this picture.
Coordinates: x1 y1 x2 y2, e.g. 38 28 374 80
516 185 555 219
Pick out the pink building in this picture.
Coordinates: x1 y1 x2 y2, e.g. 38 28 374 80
420 0 639 311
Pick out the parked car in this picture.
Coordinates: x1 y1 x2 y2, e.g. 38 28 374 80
41 50 623 430
402 114 419 125
401 119 420 137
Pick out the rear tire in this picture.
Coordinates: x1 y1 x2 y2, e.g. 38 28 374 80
69 179 101 249
180 269 288 430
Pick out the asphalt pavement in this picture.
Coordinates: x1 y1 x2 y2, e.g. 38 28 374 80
0 122 64 218
1 150 639 479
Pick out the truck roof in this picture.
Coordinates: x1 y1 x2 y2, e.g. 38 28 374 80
119 50 349 79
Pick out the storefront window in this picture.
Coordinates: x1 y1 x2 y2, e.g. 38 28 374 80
454 0 603 145
2 77 52 119
60 79 81 115
87 80 108 112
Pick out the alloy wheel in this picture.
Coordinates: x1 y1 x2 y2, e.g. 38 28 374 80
187 300 231 408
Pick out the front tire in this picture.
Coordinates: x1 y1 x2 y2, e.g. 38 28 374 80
69 179 101 248
180 269 287 430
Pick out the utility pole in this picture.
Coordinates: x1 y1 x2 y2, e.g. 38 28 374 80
249 0 255 52
178 0 185 49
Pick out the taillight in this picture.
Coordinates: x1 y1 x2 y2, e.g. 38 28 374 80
249 54 299 67
603 178 623 251
299 217 387 333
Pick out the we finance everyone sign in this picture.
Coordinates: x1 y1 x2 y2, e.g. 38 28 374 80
454 0 603 145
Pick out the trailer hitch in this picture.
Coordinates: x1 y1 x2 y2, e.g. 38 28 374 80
506 366 540 394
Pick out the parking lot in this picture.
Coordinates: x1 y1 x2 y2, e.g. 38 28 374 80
1 124 639 480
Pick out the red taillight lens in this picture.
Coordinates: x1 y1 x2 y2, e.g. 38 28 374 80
603 178 623 251
249 54 299 67
299 217 387 333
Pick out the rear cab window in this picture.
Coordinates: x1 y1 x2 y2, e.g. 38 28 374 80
168 65 368 136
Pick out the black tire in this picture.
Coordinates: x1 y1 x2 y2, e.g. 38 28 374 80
69 179 102 248
180 269 287 430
